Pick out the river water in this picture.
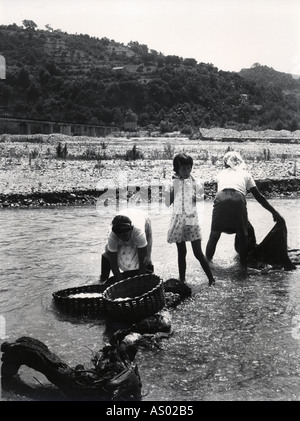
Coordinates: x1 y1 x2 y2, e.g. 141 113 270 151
0 198 300 401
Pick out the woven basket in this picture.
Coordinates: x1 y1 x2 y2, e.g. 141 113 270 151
103 273 165 323
52 284 106 317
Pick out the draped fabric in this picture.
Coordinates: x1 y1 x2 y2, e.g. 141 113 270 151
235 218 296 270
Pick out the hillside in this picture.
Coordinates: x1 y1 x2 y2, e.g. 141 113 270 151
239 64 300 90
0 23 300 133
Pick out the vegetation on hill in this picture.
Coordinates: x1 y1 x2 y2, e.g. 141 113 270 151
239 63 300 90
0 22 299 133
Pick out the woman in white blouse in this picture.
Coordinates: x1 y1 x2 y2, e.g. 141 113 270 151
205 151 282 267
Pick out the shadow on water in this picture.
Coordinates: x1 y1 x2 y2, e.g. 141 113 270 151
0 199 300 401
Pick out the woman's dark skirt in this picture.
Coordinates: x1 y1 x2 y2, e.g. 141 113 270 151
210 189 248 235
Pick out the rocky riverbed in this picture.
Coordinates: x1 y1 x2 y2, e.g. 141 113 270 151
1 130 300 208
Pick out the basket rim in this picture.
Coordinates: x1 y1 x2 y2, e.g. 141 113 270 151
52 284 106 300
102 273 162 303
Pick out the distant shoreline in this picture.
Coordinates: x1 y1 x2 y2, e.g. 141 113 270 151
1 178 300 209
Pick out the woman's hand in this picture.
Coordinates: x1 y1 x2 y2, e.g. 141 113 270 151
272 210 283 222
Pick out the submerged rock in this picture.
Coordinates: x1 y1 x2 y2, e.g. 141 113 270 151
163 278 192 300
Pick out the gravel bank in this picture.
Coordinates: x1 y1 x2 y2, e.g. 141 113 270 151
1 131 300 208
1 178 300 209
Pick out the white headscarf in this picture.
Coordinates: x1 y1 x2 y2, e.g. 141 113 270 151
223 151 246 170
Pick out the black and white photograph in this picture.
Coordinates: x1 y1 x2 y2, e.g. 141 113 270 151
0 0 300 405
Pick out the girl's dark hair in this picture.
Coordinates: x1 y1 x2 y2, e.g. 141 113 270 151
173 153 193 174
112 215 132 234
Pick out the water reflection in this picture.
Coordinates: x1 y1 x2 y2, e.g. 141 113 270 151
0 198 299 401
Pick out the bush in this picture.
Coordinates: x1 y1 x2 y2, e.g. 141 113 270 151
56 142 68 158
163 142 175 159
125 144 144 160
181 125 193 135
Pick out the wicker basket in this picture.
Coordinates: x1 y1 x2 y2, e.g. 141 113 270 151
103 273 165 323
52 284 106 317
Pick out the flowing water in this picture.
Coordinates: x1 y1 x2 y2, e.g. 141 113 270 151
0 198 300 401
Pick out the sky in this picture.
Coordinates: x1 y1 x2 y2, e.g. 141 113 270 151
1 0 300 76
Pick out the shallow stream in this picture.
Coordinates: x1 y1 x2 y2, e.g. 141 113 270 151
0 198 299 401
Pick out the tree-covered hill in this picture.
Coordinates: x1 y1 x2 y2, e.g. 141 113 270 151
0 22 299 133
239 63 300 90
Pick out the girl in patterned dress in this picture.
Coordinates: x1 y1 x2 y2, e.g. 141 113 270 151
165 153 215 286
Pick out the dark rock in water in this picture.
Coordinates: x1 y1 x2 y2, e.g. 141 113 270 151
165 292 182 308
133 313 171 334
163 278 192 300
288 249 300 266
109 312 172 342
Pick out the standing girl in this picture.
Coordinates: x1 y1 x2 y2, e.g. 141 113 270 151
165 153 215 286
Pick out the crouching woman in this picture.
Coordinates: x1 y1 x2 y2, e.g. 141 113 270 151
99 210 154 284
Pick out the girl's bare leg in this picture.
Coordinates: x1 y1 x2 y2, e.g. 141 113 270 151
176 242 187 282
192 240 216 285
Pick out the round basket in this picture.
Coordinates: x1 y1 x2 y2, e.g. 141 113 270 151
52 284 106 317
102 273 165 323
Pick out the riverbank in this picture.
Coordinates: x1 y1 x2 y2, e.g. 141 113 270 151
1 177 300 209
1 132 300 208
